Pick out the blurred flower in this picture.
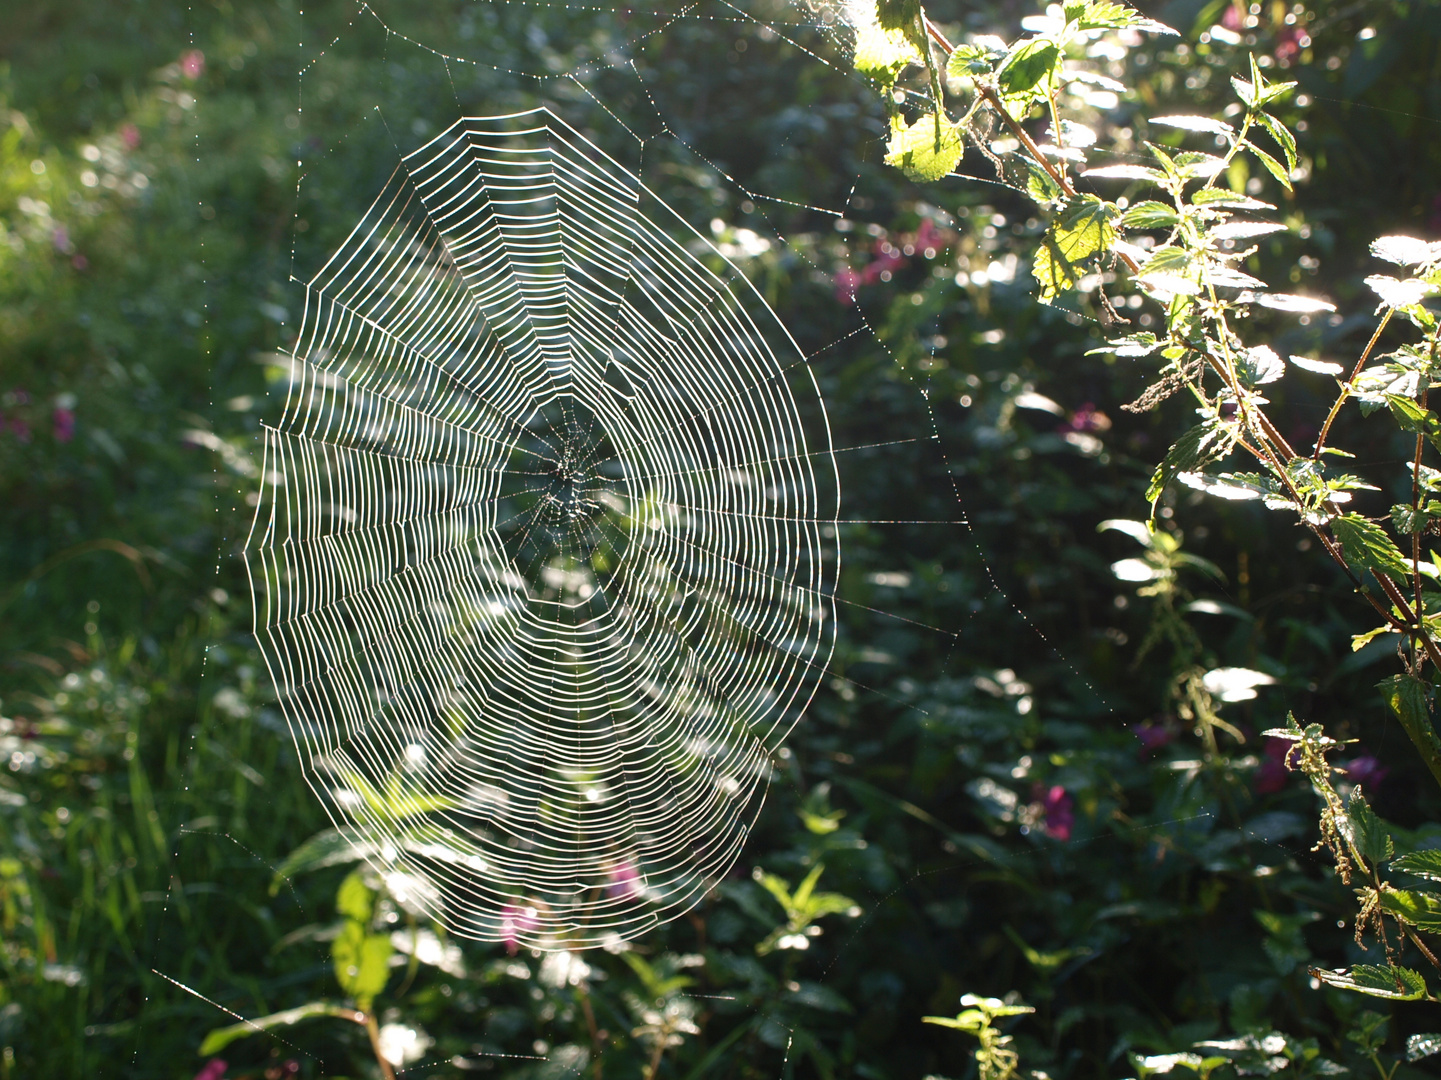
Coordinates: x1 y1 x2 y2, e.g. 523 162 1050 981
500 903 539 954
7 417 31 443
1274 26 1309 63
121 123 141 150
1341 755 1389 789
263 1062 300 1080
192 1061 227 1080
1221 3 1243 31
1254 737 1292 795
1063 402 1111 433
833 266 861 306
52 226 73 254
181 50 206 80
53 408 75 443
606 860 643 899
1033 784 1073 841
1132 722 1175 755
72 254 89 271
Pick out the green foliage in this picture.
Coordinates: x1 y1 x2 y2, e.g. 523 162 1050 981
924 993 1034 1080
884 112 964 182
6 0 1441 1075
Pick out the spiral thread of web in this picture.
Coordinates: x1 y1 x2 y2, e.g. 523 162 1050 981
244 110 838 946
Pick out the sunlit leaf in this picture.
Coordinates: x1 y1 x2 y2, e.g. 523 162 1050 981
1372 236 1441 268
997 38 1061 98
1257 294 1336 313
1407 1034 1441 1062
1392 850 1441 882
1332 514 1410 579
885 113 965 182
853 23 922 87
1150 115 1234 136
1310 964 1427 1000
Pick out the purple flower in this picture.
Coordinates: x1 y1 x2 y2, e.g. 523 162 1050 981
192 1060 227 1080
1254 737 1292 795
606 860 643 899
7 417 31 443
1342 755 1389 789
1034 784 1074 841
53 408 75 443
1132 722 1174 755
52 226 73 254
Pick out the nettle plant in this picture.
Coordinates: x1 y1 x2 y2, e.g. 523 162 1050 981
850 0 1441 1044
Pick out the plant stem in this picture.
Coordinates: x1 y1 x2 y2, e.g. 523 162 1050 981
364 1012 399 1080
1312 310 1394 461
643 1039 667 1080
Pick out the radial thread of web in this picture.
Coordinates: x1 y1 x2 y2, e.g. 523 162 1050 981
244 108 839 948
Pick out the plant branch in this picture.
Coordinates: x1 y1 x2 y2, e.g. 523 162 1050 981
364 1012 399 1080
1313 310 1394 461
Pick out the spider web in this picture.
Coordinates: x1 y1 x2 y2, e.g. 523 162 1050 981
244 108 840 946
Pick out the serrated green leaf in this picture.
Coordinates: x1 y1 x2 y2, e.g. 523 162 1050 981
1392 850 1441 882
997 38 1061 98
1121 201 1180 228
1332 514 1410 579
1254 112 1297 173
1032 195 1119 300
1391 500 1441 535
1147 421 1235 517
947 43 1000 78
1341 788 1393 866
1245 141 1292 190
332 921 392 1010
1023 157 1063 203
885 113 965 181
1311 964 1427 1000
875 0 921 32
853 22 922 86
1377 674 1441 791
1378 888 1441 931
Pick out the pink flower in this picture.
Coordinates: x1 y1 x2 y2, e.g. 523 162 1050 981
1221 3 1243 31
120 123 141 150
53 408 75 443
192 1060 227 1080
1062 402 1111 434
72 254 88 271
1274 26 1306 63
606 861 643 899
500 904 539 954
1254 737 1292 795
833 266 862 306
180 50 206 80
862 240 905 285
1034 784 1074 841
7 417 30 443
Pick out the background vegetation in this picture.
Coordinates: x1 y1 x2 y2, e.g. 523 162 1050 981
1 0 1440 1077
